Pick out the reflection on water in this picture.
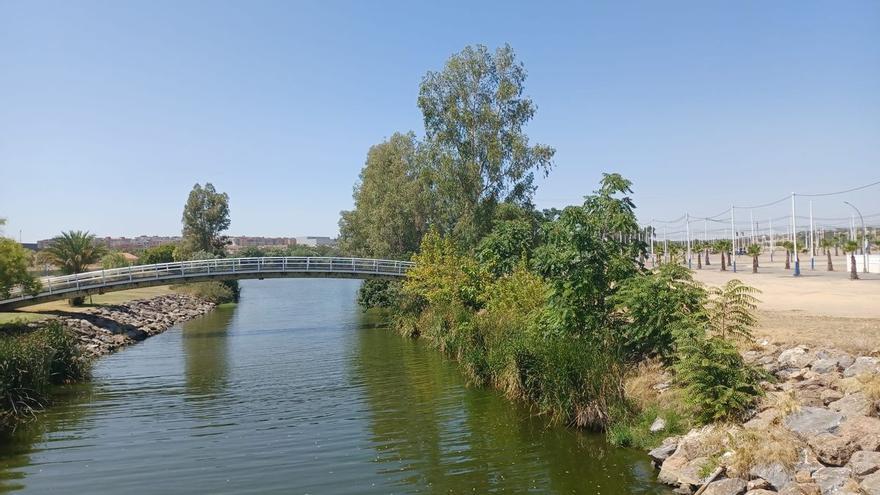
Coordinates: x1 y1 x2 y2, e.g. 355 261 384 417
183 305 233 400
0 280 670 494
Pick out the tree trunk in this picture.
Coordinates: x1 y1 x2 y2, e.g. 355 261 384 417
752 255 758 273
835 245 839 256
697 252 702 269
827 251 833 271
851 253 859 280
720 251 727 271
785 250 791 270
705 248 710 266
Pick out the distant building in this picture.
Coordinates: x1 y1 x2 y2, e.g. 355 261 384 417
37 235 181 251
295 236 335 247
227 236 297 251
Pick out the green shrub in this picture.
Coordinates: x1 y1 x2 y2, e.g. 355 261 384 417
612 263 707 361
101 251 129 269
0 321 90 425
674 336 766 424
173 281 236 304
357 279 402 309
137 244 176 264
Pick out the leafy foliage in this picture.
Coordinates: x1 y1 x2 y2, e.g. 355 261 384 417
418 44 554 246
403 230 489 311
137 244 176 264
173 281 236 304
338 132 432 259
357 279 402 309
533 173 645 335
0 322 91 426
0 237 41 299
181 183 230 255
612 263 707 360
476 212 539 276
101 251 129 269
674 336 766 423
706 279 760 341
44 230 107 275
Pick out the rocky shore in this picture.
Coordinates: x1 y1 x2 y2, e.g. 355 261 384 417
55 294 216 357
650 343 880 495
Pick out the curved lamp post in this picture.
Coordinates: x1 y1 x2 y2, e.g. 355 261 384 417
844 201 868 273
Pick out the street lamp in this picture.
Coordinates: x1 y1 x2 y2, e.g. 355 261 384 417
844 201 868 273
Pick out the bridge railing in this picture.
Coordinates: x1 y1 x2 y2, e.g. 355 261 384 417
4 257 414 302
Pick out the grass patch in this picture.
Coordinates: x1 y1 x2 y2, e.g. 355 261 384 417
607 404 689 449
9 286 174 316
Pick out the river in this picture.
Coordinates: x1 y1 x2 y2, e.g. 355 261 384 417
0 279 671 494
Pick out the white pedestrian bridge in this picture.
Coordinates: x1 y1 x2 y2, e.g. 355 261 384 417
0 257 414 310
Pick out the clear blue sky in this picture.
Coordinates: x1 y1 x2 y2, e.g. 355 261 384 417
2 0 878 242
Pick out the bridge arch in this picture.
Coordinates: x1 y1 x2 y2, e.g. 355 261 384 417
0 257 413 310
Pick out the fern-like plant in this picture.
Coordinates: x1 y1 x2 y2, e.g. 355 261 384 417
674 336 766 423
706 279 760 341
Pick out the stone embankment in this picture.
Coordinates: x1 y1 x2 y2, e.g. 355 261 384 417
56 294 216 357
650 343 880 495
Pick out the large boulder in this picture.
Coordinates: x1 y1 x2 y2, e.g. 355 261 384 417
812 466 855 494
780 347 814 370
750 462 794 491
816 350 856 370
812 358 841 375
807 433 859 466
862 471 880 495
649 441 678 467
843 357 880 378
839 415 880 452
847 450 880 477
828 393 872 418
703 478 747 495
785 407 844 437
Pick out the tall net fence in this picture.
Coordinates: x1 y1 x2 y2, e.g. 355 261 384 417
640 179 880 274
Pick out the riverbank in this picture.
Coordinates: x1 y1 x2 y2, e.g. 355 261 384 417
650 342 880 494
54 294 217 357
0 292 217 426
646 263 880 494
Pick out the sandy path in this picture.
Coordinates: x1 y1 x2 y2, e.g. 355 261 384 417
687 253 880 352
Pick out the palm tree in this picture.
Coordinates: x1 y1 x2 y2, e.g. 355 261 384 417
44 230 107 305
844 240 860 280
694 241 703 269
715 240 731 271
819 237 834 271
704 242 711 266
746 244 762 273
781 241 794 270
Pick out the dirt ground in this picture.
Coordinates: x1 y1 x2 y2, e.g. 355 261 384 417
688 252 880 353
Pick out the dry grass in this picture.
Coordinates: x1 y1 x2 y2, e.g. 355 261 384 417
765 390 801 418
757 311 880 355
727 426 802 478
624 359 691 415
838 373 880 401
624 359 668 408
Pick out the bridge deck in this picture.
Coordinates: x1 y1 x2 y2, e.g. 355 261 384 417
0 257 413 310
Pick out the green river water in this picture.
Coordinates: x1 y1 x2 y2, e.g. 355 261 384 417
0 279 671 494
